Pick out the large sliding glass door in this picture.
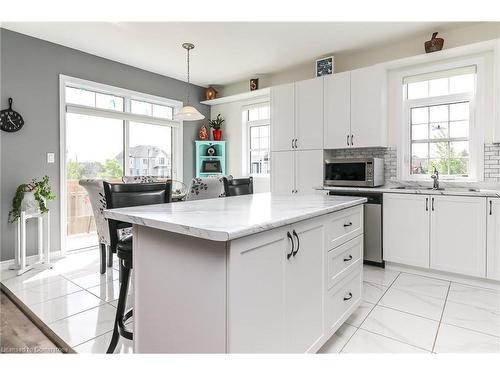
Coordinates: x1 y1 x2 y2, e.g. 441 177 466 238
61 77 182 252
66 113 124 250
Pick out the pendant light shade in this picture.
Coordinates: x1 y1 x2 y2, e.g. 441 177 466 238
175 42 205 122
174 105 205 121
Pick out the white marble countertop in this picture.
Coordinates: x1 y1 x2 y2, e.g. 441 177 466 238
317 185 500 198
104 193 367 241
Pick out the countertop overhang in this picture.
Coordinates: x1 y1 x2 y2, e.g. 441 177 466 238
104 193 367 241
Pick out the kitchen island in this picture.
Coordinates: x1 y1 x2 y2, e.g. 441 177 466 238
104 193 366 353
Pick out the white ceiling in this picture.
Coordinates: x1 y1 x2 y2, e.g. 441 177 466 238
2 22 469 87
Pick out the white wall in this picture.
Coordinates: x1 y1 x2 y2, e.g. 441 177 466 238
219 22 500 97
210 97 270 193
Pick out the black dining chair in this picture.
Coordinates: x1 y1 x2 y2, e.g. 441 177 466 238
103 181 171 354
222 177 253 197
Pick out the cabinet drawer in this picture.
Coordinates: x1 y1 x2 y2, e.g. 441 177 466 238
326 206 363 250
327 235 363 290
325 267 362 331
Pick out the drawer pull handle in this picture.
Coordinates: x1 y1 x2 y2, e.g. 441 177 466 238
343 255 353 262
286 231 294 260
343 292 353 301
292 230 300 257
343 222 353 227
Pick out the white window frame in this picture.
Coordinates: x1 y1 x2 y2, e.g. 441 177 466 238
59 75 183 255
242 102 270 176
395 56 489 182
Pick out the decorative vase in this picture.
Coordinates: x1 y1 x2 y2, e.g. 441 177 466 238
212 129 222 141
21 191 41 215
425 32 444 53
199 124 209 140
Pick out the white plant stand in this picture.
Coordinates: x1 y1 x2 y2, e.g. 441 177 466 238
9 210 53 276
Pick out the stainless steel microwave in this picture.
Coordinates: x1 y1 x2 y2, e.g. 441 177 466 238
324 158 385 187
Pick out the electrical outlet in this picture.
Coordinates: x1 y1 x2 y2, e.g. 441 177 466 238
47 152 55 164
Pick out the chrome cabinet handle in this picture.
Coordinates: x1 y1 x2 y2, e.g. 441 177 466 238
343 222 353 227
286 231 294 260
291 138 294 149
431 197 435 211
343 292 353 301
351 134 354 146
292 230 300 257
294 139 298 148
347 135 350 146
425 197 429 211
490 200 493 215
343 255 353 262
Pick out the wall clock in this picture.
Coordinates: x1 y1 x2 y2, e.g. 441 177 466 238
0 98 25 132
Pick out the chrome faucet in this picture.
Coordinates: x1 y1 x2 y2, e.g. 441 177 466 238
431 167 440 190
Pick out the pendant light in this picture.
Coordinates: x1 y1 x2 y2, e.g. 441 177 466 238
174 43 205 121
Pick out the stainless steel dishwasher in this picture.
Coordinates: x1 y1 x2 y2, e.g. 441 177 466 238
328 191 384 267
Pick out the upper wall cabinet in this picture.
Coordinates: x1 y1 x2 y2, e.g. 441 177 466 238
271 78 323 152
271 83 295 152
323 65 387 149
350 65 388 148
324 72 351 149
295 78 324 150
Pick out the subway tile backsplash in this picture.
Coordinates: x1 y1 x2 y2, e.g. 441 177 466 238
324 144 500 184
484 143 500 182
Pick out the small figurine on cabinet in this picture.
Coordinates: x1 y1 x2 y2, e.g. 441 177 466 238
205 86 218 100
250 78 259 91
198 124 209 140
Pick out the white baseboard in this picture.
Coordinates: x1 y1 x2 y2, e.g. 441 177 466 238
0 251 63 271
385 262 500 291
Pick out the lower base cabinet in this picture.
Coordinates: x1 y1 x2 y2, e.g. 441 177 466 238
430 195 486 277
383 193 488 279
487 198 500 281
228 206 363 353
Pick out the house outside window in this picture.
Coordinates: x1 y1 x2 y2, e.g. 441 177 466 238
403 65 477 180
244 104 270 175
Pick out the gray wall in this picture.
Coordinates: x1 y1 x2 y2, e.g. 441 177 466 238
0 28 209 261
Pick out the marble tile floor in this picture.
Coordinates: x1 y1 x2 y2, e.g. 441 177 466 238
1 249 499 354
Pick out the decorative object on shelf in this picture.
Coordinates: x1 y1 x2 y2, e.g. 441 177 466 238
198 124 209 140
209 114 225 141
174 43 205 121
206 145 217 157
9 175 56 223
425 32 444 53
250 78 259 91
205 86 218 100
316 56 334 77
1 98 25 132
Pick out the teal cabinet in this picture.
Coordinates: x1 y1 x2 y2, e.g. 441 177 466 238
195 141 226 177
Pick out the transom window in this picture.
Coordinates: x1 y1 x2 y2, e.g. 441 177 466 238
244 104 270 175
404 66 476 179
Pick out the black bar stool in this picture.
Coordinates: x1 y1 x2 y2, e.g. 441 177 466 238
103 181 171 354
222 176 253 197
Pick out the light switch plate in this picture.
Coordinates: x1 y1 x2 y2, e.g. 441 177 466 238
47 152 55 164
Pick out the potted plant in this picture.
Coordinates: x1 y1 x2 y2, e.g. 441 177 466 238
9 175 56 223
209 114 225 141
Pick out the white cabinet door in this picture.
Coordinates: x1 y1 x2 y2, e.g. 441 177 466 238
430 196 486 277
285 217 325 352
295 77 324 150
228 227 287 352
350 65 387 148
271 83 295 152
324 71 351 149
487 198 500 281
271 151 295 194
295 149 324 194
383 193 430 268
